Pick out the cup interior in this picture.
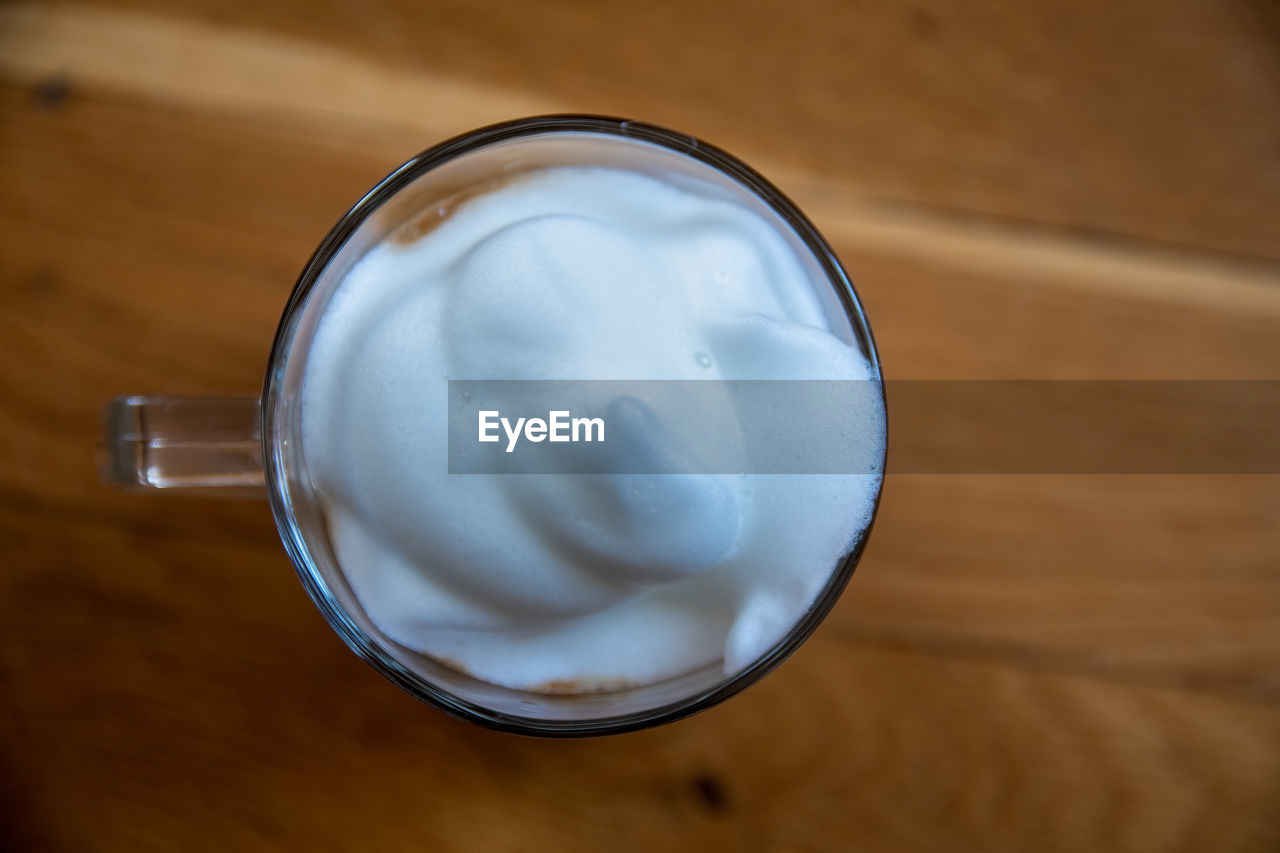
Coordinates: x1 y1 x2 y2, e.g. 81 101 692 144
261 117 884 736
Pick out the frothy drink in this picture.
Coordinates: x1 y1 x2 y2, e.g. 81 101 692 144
300 164 884 694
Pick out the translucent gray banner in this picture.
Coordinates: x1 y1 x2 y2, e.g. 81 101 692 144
887 380 1279 474
447 380 1279 474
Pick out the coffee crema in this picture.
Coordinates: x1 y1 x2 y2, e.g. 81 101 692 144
300 166 884 693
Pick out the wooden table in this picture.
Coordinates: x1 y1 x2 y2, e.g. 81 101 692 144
2 2 1277 850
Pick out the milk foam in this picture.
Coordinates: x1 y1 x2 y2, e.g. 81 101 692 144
301 166 884 692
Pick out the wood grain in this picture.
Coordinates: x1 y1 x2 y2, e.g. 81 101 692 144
7 0 1279 259
3 504 1278 852
1 3 1278 851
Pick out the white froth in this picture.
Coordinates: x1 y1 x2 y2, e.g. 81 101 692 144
301 166 883 692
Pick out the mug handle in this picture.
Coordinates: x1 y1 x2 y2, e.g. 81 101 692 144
100 395 265 492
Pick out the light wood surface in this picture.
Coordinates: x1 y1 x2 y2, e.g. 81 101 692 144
1 3 1278 851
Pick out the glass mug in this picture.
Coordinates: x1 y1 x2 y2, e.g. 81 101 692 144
101 116 886 736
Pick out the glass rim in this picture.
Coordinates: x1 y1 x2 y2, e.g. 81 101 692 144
260 114 887 737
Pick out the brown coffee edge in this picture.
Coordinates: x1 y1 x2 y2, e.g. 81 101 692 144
427 654 639 696
388 170 532 247
525 677 640 696
429 654 475 678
